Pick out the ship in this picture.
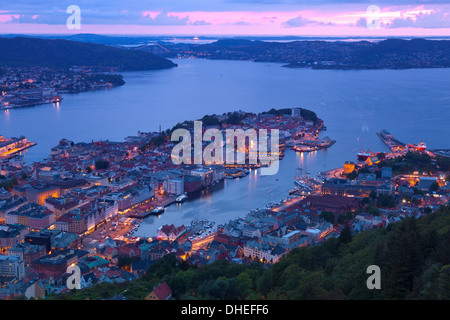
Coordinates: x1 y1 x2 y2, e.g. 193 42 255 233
408 141 427 152
152 206 165 214
357 149 374 161
176 193 188 203
292 145 320 152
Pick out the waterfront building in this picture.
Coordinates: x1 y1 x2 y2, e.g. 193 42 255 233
183 175 203 193
190 167 214 187
162 179 184 196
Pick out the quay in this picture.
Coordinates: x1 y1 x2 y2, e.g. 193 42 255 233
0 136 37 160
376 129 406 153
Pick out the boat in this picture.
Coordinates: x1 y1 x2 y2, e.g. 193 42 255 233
357 149 374 161
292 145 320 152
152 206 165 214
408 141 427 152
176 193 188 203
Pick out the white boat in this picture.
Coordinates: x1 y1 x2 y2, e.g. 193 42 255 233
176 193 188 202
152 206 165 214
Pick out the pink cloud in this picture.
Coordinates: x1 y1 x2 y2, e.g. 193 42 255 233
1 5 450 37
0 13 20 23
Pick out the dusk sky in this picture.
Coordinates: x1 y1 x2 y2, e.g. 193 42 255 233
1 0 450 37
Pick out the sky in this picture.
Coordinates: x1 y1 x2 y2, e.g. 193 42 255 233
1 0 450 37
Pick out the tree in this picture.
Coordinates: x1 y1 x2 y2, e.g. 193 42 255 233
339 224 352 245
95 159 110 170
117 255 132 271
320 211 335 224
346 170 357 180
438 265 450 299
377 152 386 160
383 217 421 299
236 272 253 298
337 214 347 225
429 182 440 192
367 206 381 216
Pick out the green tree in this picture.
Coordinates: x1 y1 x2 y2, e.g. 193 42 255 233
95 159 110 170
337 214 347 225
377 152 386 160
320 211 335 224
438 265 450 299
339 224 352 245
429 182 439 192
369 190 378 201
367 206 381 216
236 272 253 299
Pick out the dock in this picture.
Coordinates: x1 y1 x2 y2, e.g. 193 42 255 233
0 136 37 160
376 129 406 153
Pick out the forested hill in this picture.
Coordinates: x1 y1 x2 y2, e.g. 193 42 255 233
150 38 450 70
0 37 177 70
52 205 450 300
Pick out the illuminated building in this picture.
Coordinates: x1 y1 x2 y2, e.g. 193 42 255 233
25 184 61 206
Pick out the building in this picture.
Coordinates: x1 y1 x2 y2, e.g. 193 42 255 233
291 108 302 118
44 196 85 219
183 175 203 193
0 224 29 252
344 161 356 175
55 199 118 234
157 224 186 241
190 167 214 187
25 184 60 206
300 194 360 213
0 196 28 223
162 179 184 195
7 242 47 266
55 211 87 235
243 240 286 263
381 167 392 179
5 203 55 230
419 177 437 191
0 255 25 280
32 249 88 277
321 178 379 198
145 282 172 300
25 229 61 253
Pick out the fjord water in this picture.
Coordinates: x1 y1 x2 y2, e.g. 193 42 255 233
1 58 449 236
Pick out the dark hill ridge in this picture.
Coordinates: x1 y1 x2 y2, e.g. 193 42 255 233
151 38 450 70
0 37 177 70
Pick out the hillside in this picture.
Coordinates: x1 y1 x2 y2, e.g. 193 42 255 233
50 205 450 300
148 38 450 70
0 37 177 71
